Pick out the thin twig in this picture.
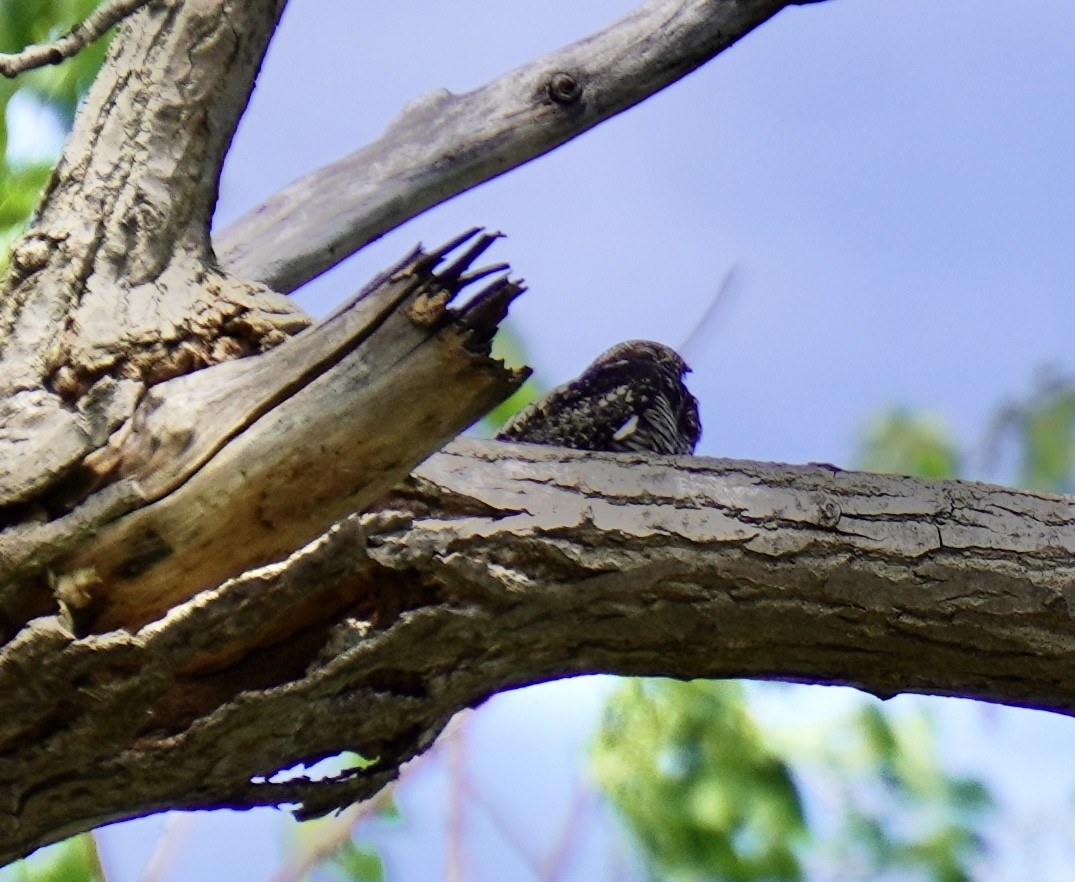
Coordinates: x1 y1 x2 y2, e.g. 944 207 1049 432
138 814 194 882
445 713 471 882
0 0 153 79
267 803 364 882
539 782 596 882
459 763 544 873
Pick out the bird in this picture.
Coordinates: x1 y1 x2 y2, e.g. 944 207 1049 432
496 339 701 454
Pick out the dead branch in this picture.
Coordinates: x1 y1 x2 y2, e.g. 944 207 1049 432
1 233 526 636
215 0 825 294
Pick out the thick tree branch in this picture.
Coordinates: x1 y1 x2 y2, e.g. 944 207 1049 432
0 0 1048 868
0 233 525 637
3 440 1073 862
215 0 825 294
0 0 154 78
0 0 304 508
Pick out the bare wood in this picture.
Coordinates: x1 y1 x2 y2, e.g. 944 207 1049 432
1 235 526 635
0 0 305 507
3 439 1074 862
215 0 827 294
3 0 1061 867
0 0 154 78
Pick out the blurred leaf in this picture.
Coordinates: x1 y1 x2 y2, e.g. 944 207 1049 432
478 326 543 435
288 789 398 882
595 681 994 882
0 0 111 272
795 700 994 881
988 368 1075 493
0 161 52 223
855 408 961 479
373 797 401 823
5 834 104 882
0 0 112 123
859 704 900 766
594 679 806 882
330 841 384 882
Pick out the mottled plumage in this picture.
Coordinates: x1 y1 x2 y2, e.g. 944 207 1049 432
497 340 701 454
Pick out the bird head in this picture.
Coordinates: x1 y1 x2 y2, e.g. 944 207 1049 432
590 339 691 377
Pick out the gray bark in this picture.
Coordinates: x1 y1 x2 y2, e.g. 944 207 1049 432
2 0 1063 868
214 0 827 294
3 441 1075 865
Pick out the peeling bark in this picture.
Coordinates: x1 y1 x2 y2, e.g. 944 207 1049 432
1 233 526 636
2 0 1066 868
0 0 307 507
3 441 1074 863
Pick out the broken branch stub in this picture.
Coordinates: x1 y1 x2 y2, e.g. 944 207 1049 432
13 233 526 634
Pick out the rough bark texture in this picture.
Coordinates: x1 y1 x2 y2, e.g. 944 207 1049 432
3 0 1066 868
3 441 1075 864
0 0 305 506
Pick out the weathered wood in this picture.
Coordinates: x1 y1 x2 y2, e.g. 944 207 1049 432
214 0 826 294
1 234 526 634
5 0 1066 868
0 0 305 507
2 440 1074 863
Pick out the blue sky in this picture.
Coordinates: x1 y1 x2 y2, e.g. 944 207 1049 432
14 1 1075 879
218 0 1075 471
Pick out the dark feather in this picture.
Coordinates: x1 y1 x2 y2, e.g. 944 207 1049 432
497 340 700 455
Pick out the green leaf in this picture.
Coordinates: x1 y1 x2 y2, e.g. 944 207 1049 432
330 841 385 882
1 0 114 124
6 834 104 882
988 368 1075 493
593 679 806 882
478 326 543 435
595 682 994 881
0 0 112 270
855 408 962 479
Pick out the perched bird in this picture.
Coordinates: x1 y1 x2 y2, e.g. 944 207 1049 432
497 340 701 454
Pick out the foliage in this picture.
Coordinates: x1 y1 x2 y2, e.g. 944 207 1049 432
3 836 103 882
786 701 992 882
592 374 1075 881
856 370 1075 494
0 0 111 268
855 409 961 480
988 368 1075 494
594 681 992 882
4 4 1075 882
480 325 542 434
328 841 386 882
589 380 1075 881
288 814 389 882
593 680 806 881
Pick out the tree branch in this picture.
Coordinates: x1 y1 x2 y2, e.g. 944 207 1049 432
0 0 303 511
1 232 526 637
215 0 820 294
0 0 154 78
3 440 1073 862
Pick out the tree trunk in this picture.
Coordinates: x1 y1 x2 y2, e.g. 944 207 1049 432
2 0 1063 866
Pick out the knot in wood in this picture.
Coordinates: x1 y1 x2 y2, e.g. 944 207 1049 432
816 497 841 528
11 233 58 275
547 72 582 105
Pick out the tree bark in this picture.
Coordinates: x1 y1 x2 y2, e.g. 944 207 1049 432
4 0 1067 867
3 440 1075 863
215 0 828 294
